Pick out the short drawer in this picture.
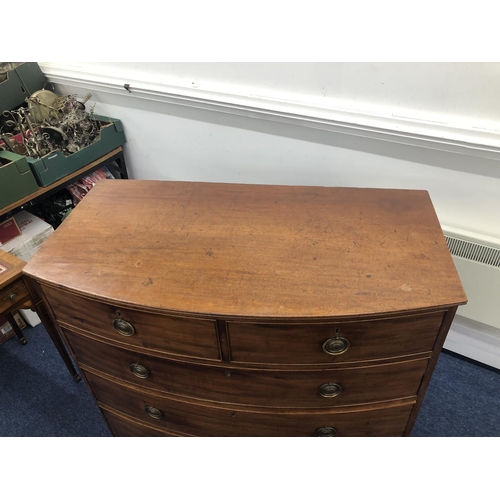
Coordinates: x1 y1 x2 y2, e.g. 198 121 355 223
86 370 415 437
41 285 220 360
0 278 29 313
227 311 446 364
65 328 428 408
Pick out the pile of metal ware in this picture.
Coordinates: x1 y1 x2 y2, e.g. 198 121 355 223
1 90 102 158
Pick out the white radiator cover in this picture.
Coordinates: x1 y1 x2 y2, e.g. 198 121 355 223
442 225 500 369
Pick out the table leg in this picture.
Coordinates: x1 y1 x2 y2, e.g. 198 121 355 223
35 303 81 382
23 277 82 382
5 312 27 345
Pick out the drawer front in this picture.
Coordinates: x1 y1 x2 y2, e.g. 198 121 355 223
65 328 428 408
42 285 220 360
0 278 29 313
86 371 415 437
227 311 446 364
101 408 189 437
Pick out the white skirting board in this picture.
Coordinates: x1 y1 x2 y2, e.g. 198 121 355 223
444 315 500 370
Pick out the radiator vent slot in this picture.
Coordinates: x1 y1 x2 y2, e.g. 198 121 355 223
445 236 500 268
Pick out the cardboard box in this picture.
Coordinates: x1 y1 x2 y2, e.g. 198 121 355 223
1 210 54 262
19 308 41 327
26 114 126 187
0 150 40 210
1 210 52 327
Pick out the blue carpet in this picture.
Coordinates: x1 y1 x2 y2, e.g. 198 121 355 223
0 323 111 437
411 350 500 436
1 323 499 436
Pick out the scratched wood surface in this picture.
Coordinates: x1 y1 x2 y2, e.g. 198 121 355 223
0 249 26 288
23 180 466 318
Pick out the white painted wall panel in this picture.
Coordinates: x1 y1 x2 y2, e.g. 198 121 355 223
50 80 500 240
41 62 500 141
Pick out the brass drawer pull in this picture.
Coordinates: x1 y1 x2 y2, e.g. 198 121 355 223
322 336 350 356
318 382 342 398
112 317 135 336
9 293 17 301
145 405 163 420
316 426 337 437
130 363 150 379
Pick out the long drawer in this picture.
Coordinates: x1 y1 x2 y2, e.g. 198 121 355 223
101 408 190 437
227 311 446 364
41 285 220 360
64 328 428 408
85 370 416 437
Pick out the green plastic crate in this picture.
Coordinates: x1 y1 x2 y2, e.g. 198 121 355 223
0 150 39 211
0 62 47 112
26 115 126 187
1 62 126 188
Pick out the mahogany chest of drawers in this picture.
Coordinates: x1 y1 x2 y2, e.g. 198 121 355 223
23 180 467 436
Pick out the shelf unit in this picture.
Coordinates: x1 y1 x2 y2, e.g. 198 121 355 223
0 147 128 224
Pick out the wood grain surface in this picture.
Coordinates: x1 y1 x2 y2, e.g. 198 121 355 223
62 327 429 408
0 249 26 288
23 180 467 319
85 369 416 437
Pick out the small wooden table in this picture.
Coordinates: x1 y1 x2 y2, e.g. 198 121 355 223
0 250 31 344
0 248 81 381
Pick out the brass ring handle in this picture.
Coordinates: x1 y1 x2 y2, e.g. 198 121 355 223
145 405 163 420
130 363 150 379
112 318 135 336
316 426 337 437
318 382 342 398
322 336 350 356
9 293 17 300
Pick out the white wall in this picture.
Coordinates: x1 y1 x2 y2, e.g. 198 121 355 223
40 62 500 242
41 62 500 138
